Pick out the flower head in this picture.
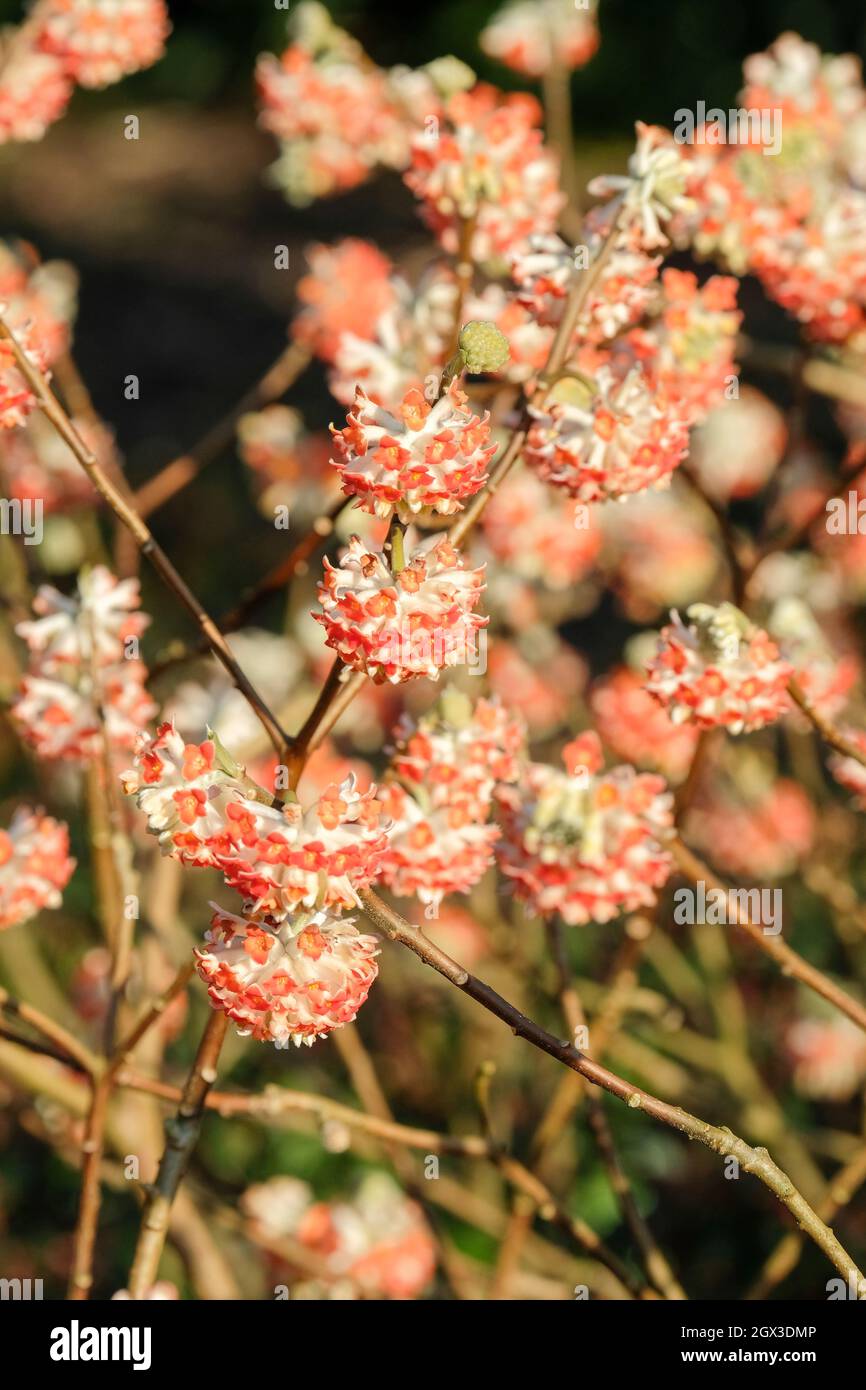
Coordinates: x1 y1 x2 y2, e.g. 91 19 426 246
122 722 388 911
376 781 500 909
315 532 487 683
525 362 691 503
0 47 72 143
0 806 75 930
293 240 397 363
390 690 525 819
405 84 564 266
330 381 497 519
36 0 171 89
589 123 692 250
13 566 155 761
481 0 599 78
644 604 793 733
496 734 673 924
196 904 379 1047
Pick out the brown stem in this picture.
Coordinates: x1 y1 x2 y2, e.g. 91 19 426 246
747 1143 866 1299
788 678 866 769
126 1009 228 1297
68 1072 113 1298
542 60 579 210
284 656 350 790
0 987 96 1075
547 919 686 1300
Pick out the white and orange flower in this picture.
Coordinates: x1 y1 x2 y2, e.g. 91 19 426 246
525 362 690 503
644 604 792 733
405 84 563 266
315 533 487 684
196 904 379 1047
13 566 155 761
375 781 500 910
331 382 497 519
481 0 599 78
36 0 170 89
0 46 72 143
292 240 397 363
0 806 75 930
496 733 673 924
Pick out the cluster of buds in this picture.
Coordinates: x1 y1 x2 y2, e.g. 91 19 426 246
375 692 524 910
0 806 75 930
330 382 497 519
315 533 487 684
405 84 564 268
644 603 793 733
525 363 691 504
241 1172 436 1298
0 0 170 143
195 905 380 1048
480 0 599 78
496 732 673 924
13 566 156 761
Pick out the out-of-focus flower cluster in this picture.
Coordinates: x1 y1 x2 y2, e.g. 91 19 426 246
0 240 78 430
480 0 599 78
13 565 156 761
241 1172 436 1298
256 2 474 207
0 0 170 144
674 32 866 349
0 806 74 930
496 732 673 924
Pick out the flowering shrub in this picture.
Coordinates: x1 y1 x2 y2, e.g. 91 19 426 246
4 1 866 1315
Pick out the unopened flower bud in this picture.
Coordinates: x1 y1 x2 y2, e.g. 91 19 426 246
458 320 511 374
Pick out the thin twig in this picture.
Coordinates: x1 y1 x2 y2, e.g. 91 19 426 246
126 1009 228 1296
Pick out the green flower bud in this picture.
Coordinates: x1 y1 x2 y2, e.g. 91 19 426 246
458 321 511 375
